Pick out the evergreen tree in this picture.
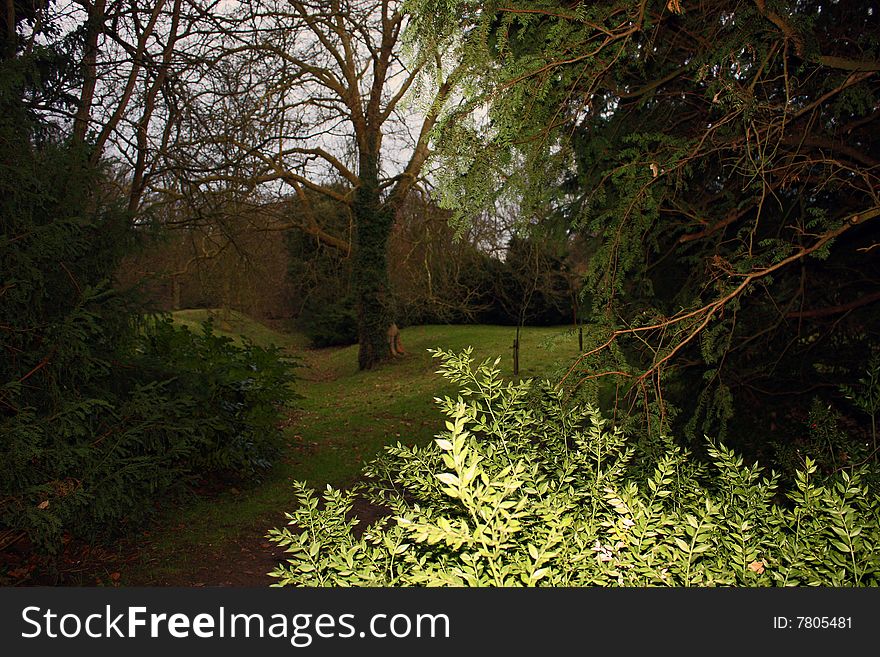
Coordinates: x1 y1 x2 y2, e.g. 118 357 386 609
408 0 880 458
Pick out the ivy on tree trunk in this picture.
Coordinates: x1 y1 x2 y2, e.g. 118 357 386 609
353 157 394 370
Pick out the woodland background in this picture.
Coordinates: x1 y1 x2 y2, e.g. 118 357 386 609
2 0 879 586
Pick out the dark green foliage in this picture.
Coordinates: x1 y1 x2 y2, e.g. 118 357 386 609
134 317 300 476
398 244 573 327
284 185 575 337
286 230 358 347
1 31 137 553
284 191 360 347
1 313 299 553
352 167 395 370
297 296 359 348
410 0 880 462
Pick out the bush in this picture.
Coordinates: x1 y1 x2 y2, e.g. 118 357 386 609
297 295 358 348
1 317 299 554
268 349 880 586
0 15 300 558
134 316 301 475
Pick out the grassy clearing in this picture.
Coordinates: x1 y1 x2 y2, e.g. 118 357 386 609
166 308 311 350
123 313 581 584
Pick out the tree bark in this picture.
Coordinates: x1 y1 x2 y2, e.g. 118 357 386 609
73 0 106 145
353 154 394 370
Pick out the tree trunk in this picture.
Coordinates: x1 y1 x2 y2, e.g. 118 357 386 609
513 325 521 375
353 157 394 370
73 0 106 145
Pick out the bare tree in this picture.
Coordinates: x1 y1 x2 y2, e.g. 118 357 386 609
20 1 463 371
39 0 219 216
4 0 210 222
173 0 461 369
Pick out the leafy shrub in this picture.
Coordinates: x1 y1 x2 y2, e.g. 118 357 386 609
297 295 358 348
0 16 300 558
268 349 880 586
1 317 299 554
135 316 301 475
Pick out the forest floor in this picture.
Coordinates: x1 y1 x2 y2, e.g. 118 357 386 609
7 311 580 587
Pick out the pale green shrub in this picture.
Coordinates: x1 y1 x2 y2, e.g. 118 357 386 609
268 349 880 587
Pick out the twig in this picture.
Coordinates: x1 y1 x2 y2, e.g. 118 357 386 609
558 206 880 389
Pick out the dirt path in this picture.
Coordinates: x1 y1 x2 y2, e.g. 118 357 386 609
131 518 287 587
1 507 291 587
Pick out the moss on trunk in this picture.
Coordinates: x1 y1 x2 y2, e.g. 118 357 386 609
353 158 394 370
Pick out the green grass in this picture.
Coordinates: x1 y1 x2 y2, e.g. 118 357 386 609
123 314 582 584
168 308 312 350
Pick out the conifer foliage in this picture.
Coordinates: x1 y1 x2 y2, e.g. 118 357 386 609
407 0 880 451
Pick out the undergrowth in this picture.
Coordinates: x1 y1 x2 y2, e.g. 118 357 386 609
268 349 879 587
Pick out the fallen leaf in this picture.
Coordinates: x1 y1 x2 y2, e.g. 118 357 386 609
748 560 765 574
37 500 49 510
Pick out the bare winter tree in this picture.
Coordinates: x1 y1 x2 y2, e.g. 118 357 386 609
25 0 218 215
170 0 462 369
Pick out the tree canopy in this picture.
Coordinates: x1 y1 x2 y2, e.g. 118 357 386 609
164 0 463 369
409 0 880 450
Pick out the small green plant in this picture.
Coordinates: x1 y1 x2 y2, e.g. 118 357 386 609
267 349 880 587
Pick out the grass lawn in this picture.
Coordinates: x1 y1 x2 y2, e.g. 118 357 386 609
120 311 581 585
